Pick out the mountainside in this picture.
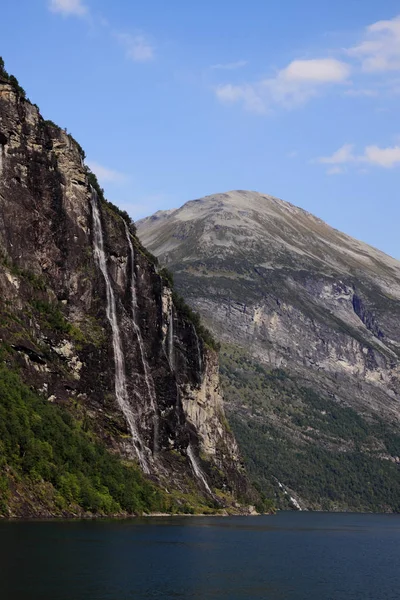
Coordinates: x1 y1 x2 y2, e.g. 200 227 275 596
138 190 400 512
0 72 257 517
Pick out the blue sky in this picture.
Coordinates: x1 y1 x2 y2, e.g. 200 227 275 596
2 1 400 257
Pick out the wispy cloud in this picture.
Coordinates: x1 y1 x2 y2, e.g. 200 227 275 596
214 14 400 114
87 161 128 184
348 14 400 72
210 60 248 70
216 83 267 113
49 0 88 17
316 143 400 172
49 2 156 63
116 32 155 62
327 166 344 175
216 58 351 113
318 144 355 165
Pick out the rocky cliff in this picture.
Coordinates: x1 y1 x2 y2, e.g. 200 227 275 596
0 77 253 517
138 190 400 512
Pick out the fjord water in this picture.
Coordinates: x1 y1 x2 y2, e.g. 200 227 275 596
1 513 400 600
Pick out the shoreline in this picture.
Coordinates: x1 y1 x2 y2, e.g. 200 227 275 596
0 509 270 522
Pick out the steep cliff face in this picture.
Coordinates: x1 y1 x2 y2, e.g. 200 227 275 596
0 82 251 516
138 191 400 512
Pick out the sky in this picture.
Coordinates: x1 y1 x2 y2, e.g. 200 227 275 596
1 0 400 257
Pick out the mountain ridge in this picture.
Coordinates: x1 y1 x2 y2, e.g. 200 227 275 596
0 72 259 517
137 189 400 512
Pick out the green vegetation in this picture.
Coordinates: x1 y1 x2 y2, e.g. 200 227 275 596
158 266 174 287
31 300 73 335
0 363 168 516
86 169 134 229
67 132 86 160
29 299 85 346
220 344 400 512
43 119 59 129
139 244 158 266
0 57 26 98
0 253 46 291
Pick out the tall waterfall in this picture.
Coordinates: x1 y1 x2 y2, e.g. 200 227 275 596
187 444 212 494
192 324 203 375
90 190 149 474
124 221 159 453
168 307 175 371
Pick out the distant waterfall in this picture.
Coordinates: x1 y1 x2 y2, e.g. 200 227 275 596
168 307 175 371
90 190 149 474
192 324 203 375
187 444 212 494
0 144 4 176
124 221 160 453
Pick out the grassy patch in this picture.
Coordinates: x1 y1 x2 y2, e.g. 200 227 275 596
220 344 400 512
0 364 166 516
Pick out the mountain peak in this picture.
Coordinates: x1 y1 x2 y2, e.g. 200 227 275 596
137 189 400 513
137 191 400 294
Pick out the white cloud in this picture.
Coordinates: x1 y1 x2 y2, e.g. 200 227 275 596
210 60 248 70
213 15 400 112
87 161 127 184
279 58 350 83
349 14 400 72
318 144 355 164
215 58 351 112
363 145 400 167
49 0 88 17
216 83 267 113
116 33 155 62
49 3 156 68
287 150 298 158
316 143 400 171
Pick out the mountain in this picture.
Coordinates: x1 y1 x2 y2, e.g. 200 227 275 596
0 69 258 517
137 190 400 512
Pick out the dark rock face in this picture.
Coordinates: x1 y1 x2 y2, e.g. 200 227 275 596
0 84 251 514
137 190 400 512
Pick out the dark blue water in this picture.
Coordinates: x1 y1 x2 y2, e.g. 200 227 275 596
1 512 399 599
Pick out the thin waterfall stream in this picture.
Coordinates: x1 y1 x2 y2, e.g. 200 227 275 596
124 222 160 453
0 144 4 176
192 324 203 375
168 307 175 371
90 189 150 473
187 444 212 494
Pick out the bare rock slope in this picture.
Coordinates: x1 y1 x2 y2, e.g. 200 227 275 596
0 79 254 517
138 190 400 511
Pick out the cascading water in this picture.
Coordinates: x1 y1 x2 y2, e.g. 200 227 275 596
124 221 160 453
187 444 212 495
90 189 150 473
168 307 175 371
192 324 203 375
0 144 4 176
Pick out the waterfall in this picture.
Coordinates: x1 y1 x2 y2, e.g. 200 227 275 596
187 444 212 494
192 324 203 375
90 190 150 474
124 221 159 453
168 307 175 371
0 144 4 176
277 480 302 511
